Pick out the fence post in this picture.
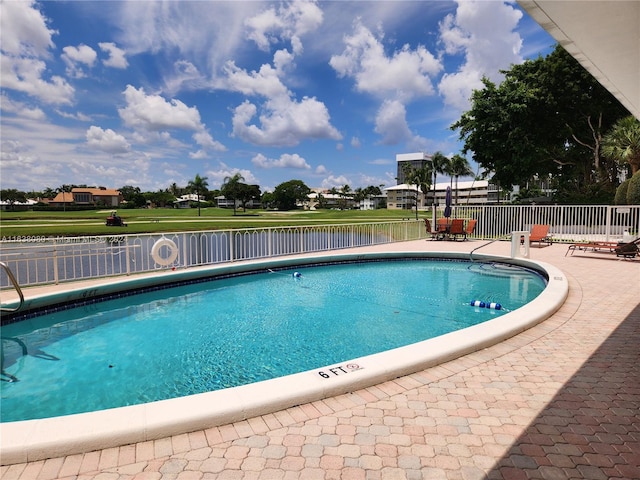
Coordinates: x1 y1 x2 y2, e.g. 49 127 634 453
53 243 59 285
125 242 131 275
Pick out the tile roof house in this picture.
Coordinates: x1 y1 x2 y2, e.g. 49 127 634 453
50 188 123 207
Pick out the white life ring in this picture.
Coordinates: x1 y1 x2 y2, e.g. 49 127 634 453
151 238 178 266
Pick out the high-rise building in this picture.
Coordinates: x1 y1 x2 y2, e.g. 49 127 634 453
396 152 432 184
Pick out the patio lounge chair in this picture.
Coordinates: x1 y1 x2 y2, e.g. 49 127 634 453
565 240 621 256
615 237 640 258
565 237 639 258
448 219 466 241
528 224 552 247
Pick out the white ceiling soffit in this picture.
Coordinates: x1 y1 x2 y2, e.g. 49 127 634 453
518 0 640 120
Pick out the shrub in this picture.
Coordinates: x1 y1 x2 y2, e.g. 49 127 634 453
615 179 630 205
627 171 640 205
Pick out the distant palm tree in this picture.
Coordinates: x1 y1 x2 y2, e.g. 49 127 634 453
56 184 72 212
602 115 640 175
221 173 245 215
403 163 432 220
448 154 474 205
430 152 449 206
187 174 209 216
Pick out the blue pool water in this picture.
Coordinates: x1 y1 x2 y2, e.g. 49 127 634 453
1 259 546 422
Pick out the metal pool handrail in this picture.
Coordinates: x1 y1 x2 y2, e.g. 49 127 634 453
0 261 24 312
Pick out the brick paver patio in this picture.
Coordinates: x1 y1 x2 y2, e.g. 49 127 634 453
1 240 638 479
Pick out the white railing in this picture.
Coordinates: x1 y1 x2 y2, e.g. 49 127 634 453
1 205 638 289
0 221 423 288
441 204 640 242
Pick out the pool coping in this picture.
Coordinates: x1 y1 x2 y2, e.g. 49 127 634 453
0 251 568 464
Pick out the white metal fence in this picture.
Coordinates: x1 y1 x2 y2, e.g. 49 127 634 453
1 205 638 289
445 204 640 242
0 221 422 288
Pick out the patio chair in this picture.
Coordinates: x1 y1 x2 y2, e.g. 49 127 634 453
464 219 477 241
448 219 466 241
528 224 552 247
424 219 441 240
436 218 449 235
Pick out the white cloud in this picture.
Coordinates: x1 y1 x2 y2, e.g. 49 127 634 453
245 0 323 55
99 42 128 69
1 56 75 105
192 130 226 152
438 0 524 110
55 109 91 122
206 162 259 189
223 60 291 99
330 19 442 102
321 174 351 189
0 0 56 57
374 100 412 145
251 153 311 169
119 85 204 131
0 93 45 120
232 96 342 147
351 136 361 148
0 1 74 105
61 44 97 78
86 125 130 154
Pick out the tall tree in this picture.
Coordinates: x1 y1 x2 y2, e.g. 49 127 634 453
221 173 245 215
430 152 449 206
601 115 640 176
403 163 432 220
187 174 209 216
56 184 73 212
451 45 627 202
448 154 474 205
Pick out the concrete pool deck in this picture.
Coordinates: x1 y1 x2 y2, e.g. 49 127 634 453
1 239 639 479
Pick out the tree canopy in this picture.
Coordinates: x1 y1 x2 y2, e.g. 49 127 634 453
451 45 628 203
272 179 310 211
221 173 245 215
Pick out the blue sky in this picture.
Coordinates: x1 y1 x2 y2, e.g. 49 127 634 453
1 0 555 194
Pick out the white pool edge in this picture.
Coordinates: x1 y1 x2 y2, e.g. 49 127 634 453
0 251 569 464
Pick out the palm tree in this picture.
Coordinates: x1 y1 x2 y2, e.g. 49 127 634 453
403 164 432 220
187 174 209 216
448 154 474 205
602 115 640 175
56 184 72 212
430 152 450 206
221 173 245 215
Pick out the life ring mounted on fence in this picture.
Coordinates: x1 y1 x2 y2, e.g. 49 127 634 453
151 238 179 266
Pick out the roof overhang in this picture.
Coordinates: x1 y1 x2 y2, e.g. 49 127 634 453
518 0 639 119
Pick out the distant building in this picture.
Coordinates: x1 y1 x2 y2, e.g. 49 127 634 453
385 180 500 210
0 198 38 211
396 152 432 184
174 193 204 208
49 187 122 207
215 196 259 209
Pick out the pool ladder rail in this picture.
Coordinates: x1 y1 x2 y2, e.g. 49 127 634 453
0 261 24 313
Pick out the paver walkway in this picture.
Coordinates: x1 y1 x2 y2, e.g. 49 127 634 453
1 240 639 479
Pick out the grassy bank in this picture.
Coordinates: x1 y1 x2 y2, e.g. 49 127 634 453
0 208 421 237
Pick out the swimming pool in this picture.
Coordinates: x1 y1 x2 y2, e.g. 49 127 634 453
0 251 568 464
1 258 546 422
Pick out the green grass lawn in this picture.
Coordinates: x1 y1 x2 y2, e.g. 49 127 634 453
0 207 421 238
